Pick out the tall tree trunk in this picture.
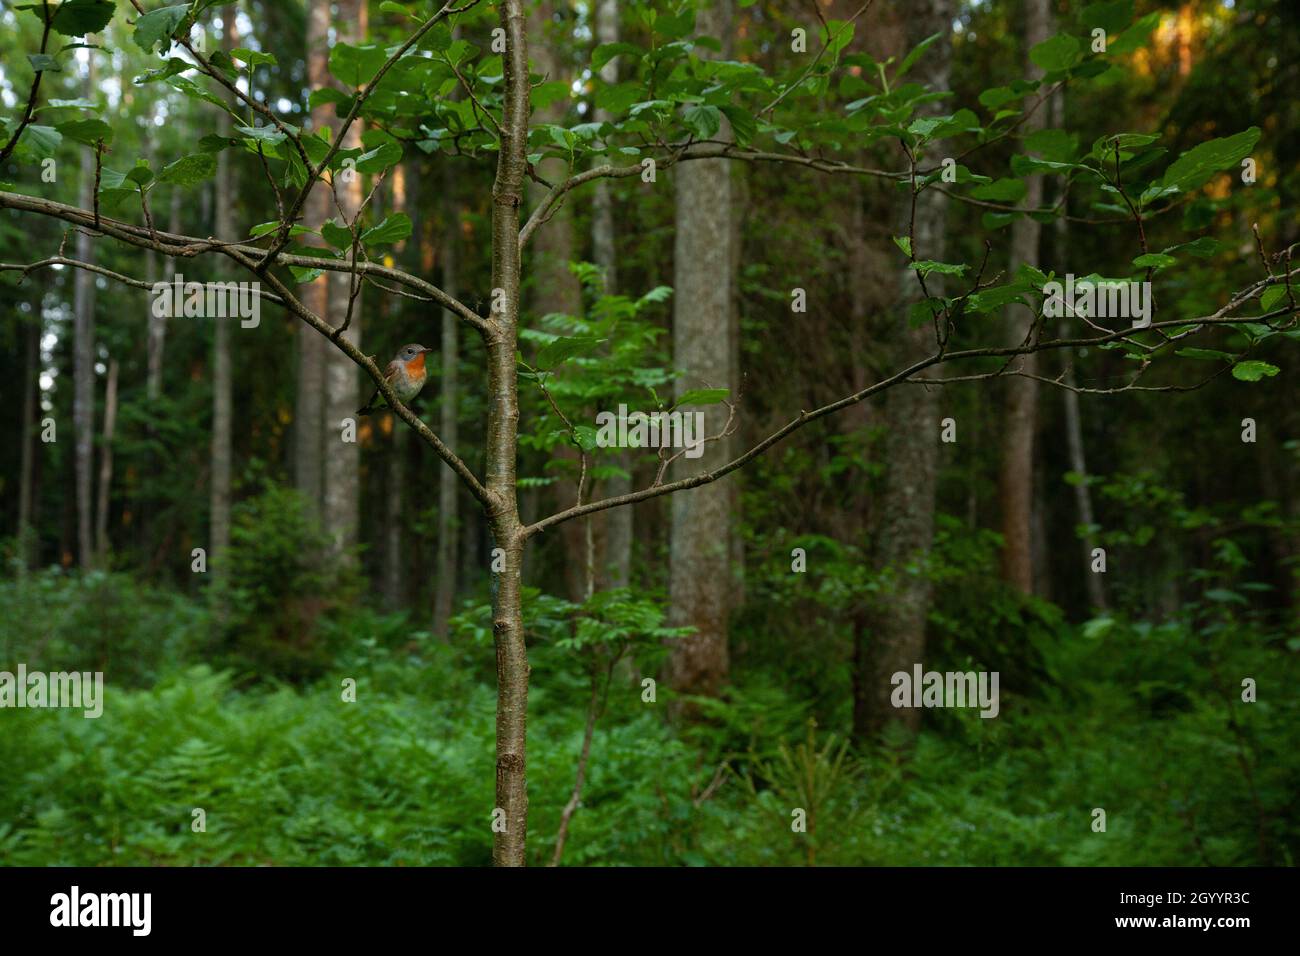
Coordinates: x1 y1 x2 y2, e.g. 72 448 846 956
528 0 592 604
381 166 408 610
997 0 1051 594
591 0 632 590
1050 91 1107 613
433 176 461 636
295 0 332 513
94 359 118 563
73 48 97 571
852 0 952 741
18 311 40 572
322 0 367 560
488 0 530 867
211 5 237 574
666 0 734 699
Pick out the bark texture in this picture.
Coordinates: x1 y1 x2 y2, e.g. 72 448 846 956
853 0 952 741
73 49 96 570
294 0 332 513
210 5 237 573
323 0 367 560
998 0 1051 594
666 0 735 700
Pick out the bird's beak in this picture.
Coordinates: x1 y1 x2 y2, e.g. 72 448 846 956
421 346 433 353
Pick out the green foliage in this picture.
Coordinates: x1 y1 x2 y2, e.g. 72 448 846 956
212 483 361 682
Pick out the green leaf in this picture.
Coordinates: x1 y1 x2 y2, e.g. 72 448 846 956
329 43 387 87
531 81 570 111
1029 33 1082 72
360 213 413 247
235 123 288 146
1260 285 1289 313
593 42 643 71
1231 360 1279 382
355 141 402 174
719 105 756 146
133 4 189 54
675 388 729 407
321 219 354 249
55 118 112 145
135 57 193 85
249 221 313 239
892 236 912 258
125 160 154 186
1153 127 1261 199
50 0 116 37
1132 252 1176 270
231 47 277 69
895 33 940 80
158 152 216 185
19 125 62 159
1161 236 1221 259
1108 11 1161 55
970 178 1026 202
27 53 62 73
1081 0 1133 35
912 260 968 278
537 334 603 369
683 104 722 140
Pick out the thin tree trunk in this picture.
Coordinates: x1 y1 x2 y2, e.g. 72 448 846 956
591 0 631 589
18 312 40 572
381 166 408 610
998 0 1051 594
73 48 97 571
295 0 332 513
433 166 460 636
488 0 530 867
666 0 734 700
853 0 951 741
323 0 367 559
94 359 118 563
210 5 237 573
1050 91 1107 613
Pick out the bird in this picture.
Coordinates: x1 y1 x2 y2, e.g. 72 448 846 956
356 344 433 416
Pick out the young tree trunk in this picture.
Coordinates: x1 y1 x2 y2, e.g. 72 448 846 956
73 49 97 571
210 5 237 574
18 311 40 572
323 0 367 559
666 0 735 699
294 0 332 514
381 167 408 610
94 359 118 563
853 0 951 742
489 0 530 867
1050 92 1107 613
998 0 1051 594
433 197 460 635
591 0 632 589
529 0 593 604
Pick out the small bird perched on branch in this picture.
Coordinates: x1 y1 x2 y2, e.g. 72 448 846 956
357 344 433 416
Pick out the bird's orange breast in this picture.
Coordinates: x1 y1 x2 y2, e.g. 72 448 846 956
403 352 427 379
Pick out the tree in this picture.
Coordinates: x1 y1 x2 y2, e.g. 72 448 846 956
2 0 1293 869
666 0 736 699
211 5 237 575
998 0 1052 594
